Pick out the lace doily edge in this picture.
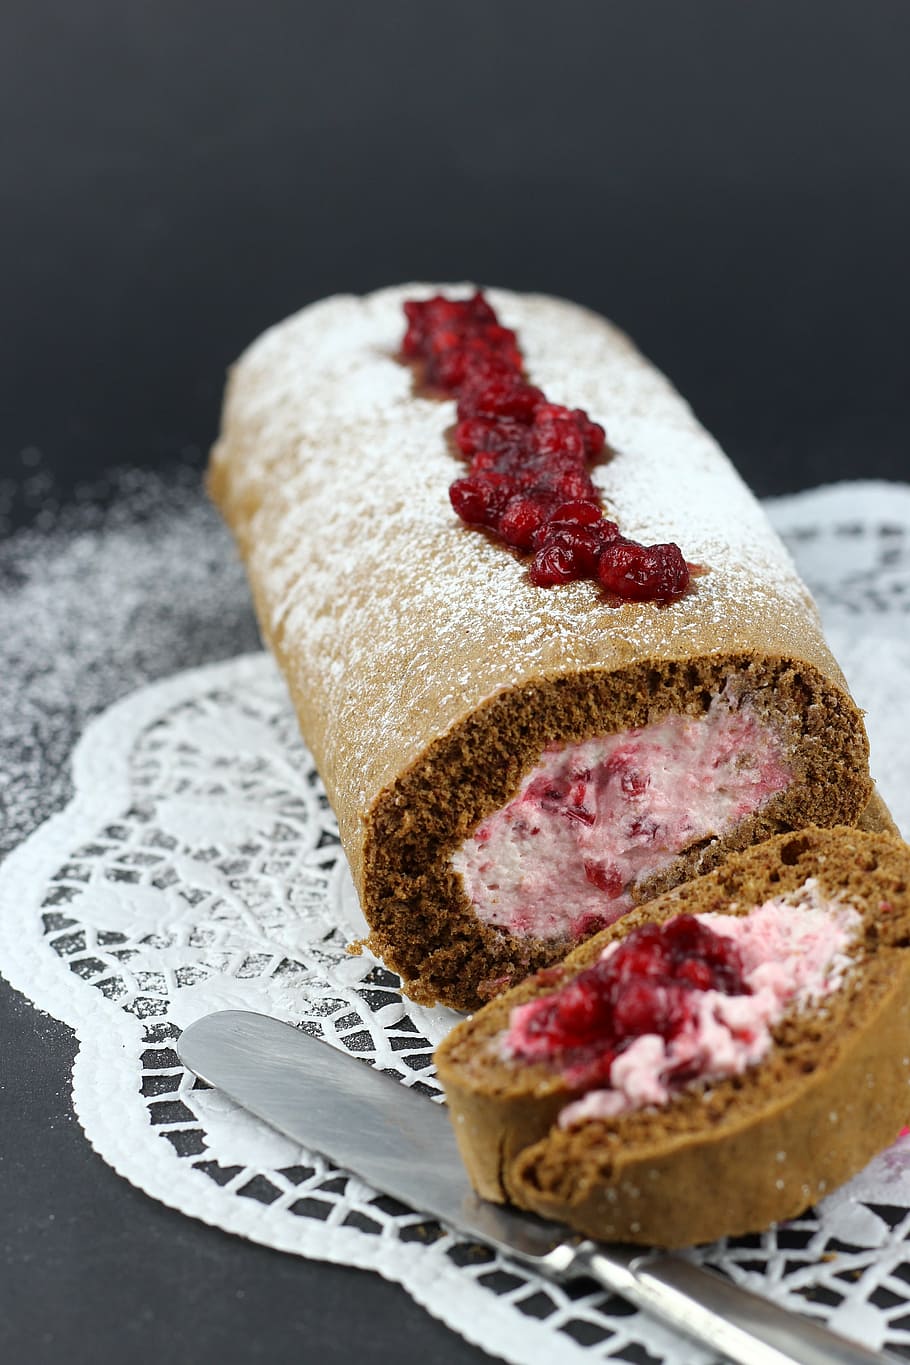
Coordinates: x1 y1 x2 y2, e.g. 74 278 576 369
69 1025 604 1365
764 478 910 526
0 651 609 1365
0 653 273 1026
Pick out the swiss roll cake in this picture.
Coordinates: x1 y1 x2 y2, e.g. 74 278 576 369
209 284 877 1010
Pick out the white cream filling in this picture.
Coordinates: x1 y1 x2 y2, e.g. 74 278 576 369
453 692 792 941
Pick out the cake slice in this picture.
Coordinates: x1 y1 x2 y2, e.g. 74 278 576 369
435 827 910 1247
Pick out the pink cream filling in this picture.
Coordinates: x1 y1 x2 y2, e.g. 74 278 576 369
557 890 860 1127
452 694 792 941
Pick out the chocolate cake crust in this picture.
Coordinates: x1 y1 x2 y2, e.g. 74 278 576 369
209 285 874 1008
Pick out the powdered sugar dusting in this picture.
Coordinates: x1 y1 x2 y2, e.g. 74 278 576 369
0 468 260 858
211 285 848 828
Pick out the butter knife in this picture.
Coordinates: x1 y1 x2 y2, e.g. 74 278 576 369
178 1010 892 1365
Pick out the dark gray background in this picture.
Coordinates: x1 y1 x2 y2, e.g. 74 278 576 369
2 3 908 1363
4 0 910 503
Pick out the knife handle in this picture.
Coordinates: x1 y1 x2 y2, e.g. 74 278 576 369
568 1242 891 1365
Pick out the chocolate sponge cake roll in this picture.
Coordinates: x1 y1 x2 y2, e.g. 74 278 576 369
209 284 874 1010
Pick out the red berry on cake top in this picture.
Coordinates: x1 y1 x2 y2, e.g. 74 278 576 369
402 290 690 604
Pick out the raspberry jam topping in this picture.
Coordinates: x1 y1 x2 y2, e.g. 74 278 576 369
452 694 792 942
504 892 860 1122
507 914 749 1089
401 291 691 604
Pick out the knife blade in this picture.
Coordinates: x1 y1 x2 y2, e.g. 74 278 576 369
178 1010 892 1365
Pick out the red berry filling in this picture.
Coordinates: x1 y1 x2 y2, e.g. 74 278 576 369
401 291 691 605
508 915 748 1088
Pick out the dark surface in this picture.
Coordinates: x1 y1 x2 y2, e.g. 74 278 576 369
3 988 500 1365
2 3 909 1363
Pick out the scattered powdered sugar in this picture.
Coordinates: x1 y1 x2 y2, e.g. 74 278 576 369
213 285 838 821
0 465 260 859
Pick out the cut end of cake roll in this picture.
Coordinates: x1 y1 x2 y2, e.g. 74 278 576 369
363 653 871 1011
434 826 910 1248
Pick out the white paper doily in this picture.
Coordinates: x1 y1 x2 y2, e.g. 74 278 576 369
2 480 910 1365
